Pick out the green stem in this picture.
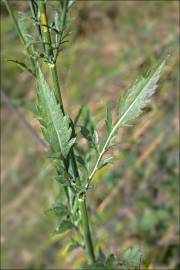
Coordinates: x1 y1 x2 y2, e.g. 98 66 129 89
79 195 95 263
48 64 64 113
38 0 63 108
38 0 53 60
38 1 71 208
38 1 95 263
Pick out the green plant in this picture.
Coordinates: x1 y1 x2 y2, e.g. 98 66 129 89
3 0 166 269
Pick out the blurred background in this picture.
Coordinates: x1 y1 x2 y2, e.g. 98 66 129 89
1 0 179 269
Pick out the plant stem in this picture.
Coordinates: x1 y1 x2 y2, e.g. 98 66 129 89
49 64 65 113
38 0 53 59
38 0 95 263
79 195 96 263
38 0 64 109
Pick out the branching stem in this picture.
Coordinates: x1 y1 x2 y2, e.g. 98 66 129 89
6 0 96 264
38 0 95 264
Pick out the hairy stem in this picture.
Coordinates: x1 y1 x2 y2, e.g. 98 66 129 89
38 0 95 263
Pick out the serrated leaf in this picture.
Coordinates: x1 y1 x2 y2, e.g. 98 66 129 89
119 60 165 127
121 247 142 270
89 60 166 181
36 67 76 158
55 220 74 234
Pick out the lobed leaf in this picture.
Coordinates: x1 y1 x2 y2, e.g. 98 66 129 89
88 60 166 182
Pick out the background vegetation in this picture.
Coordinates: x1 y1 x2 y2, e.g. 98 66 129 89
1 0 179 269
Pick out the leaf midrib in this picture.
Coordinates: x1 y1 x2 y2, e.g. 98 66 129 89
89 65 161 181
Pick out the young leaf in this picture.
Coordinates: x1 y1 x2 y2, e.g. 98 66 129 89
36 67 76 158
